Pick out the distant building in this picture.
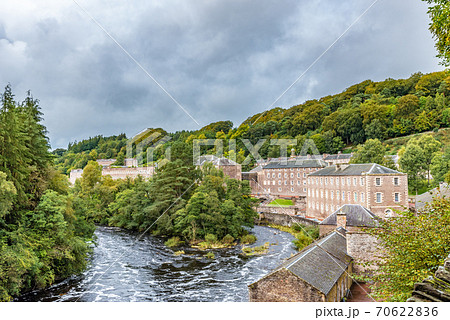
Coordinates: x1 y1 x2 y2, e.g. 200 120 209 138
69 157 152 184
259 158 327 197
242 165 265 195
323 152 353 166
248 230 353 302
306 163 408 220
196 155 242 180
414 182 450 211
320 204 381 275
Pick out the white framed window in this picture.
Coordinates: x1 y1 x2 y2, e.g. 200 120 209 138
330 177 334 185
303 181 306 185
272 181 275 185
331 205 334 212
342 191 345 201
297 172 300 178
342 177 345 185
278 180 281 185
278 173 281 178
278 187 282 192
284 173 288 178
320 177 323 185
303 173 306 178
360 177 364 186
316 190 319 198
325 190 328 199
376 177 381 186
303 188 306 192
297 180 300 185
284 181 287 185
308 189 311 197
291 187 294 192
326 204 329 212
336 178 339 186
321 190 324 198
354 192 357 202
394 177 399 186
290 173 294 178
267 173 270 178
353 178 357 186
394 192 400 202
331 191 334 200
347 177 350 185
376 192 382 203
348 191 351 201
290 180 294 185
361 192 364 202
325 178 328 185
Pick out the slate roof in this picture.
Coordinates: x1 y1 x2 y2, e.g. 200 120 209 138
254 231 352 295
415 183 450 210
320 204 380 227
263 159 327 169
196 155 239 166
324 154 353 161
308 163 403 176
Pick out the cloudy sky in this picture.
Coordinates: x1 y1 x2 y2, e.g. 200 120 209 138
0 0 443 149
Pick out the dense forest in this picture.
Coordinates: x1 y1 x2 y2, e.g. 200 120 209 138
0 85 95 301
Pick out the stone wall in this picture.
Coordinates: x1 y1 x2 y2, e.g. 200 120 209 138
346 231 380 275
259 212 319 227
408 254 450 302
249 268 325 302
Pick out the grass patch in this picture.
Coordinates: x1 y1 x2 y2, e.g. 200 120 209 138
173 250 185 256
268 199 294 206
241 242 270 256
204 252 215 259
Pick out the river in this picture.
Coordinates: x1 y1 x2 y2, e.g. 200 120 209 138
17 225 296 302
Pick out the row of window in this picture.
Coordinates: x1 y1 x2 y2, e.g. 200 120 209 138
307 176 401 187
263 180 306 186
307 191 401 206
265 187 307 193
267 172 307 179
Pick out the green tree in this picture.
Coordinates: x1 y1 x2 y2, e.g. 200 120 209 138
423 1 450 66
351 139 386 165
0 172 16 219
369 196 450 301
81 160 102 192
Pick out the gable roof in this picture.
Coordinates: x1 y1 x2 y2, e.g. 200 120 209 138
415 183 450 210
320 204 380 227
263 159 327 169
196 155 239 166
252 231 352 295
324 154 353 161
308 163 403 176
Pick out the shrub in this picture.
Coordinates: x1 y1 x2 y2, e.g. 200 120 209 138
221 234 235 244
165 236 183 247
205 252 215 259
240 234 257 244
205 234 217 244
293 232 313 251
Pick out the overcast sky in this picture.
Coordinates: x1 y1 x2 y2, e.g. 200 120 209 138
0 0 443 149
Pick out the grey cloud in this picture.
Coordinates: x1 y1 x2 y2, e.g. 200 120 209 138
0 0 442 149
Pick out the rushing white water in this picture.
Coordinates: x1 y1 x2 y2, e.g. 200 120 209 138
17 225 297 302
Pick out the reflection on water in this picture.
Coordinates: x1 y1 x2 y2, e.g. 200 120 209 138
17 225 296 302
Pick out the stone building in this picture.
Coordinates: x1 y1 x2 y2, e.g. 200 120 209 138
196 155 242 180
248 230 353 302
242 165 265 195
323 152 353 166
306 163 408 220
320 204 381 275
259 158 327 198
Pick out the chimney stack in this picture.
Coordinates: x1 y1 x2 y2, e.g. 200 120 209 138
336 211 347 229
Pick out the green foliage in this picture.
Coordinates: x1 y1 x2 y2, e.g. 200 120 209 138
0 85 95 301
221 234 235 244
369 196 450 301
423 1 450 66
241 242 270 256
399 134 441 191
164 236 184 247
205 233 217 244
204 251 215 259
351 139 386 165
240 234 257 244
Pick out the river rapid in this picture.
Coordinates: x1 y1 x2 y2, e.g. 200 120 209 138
17 225 296 302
